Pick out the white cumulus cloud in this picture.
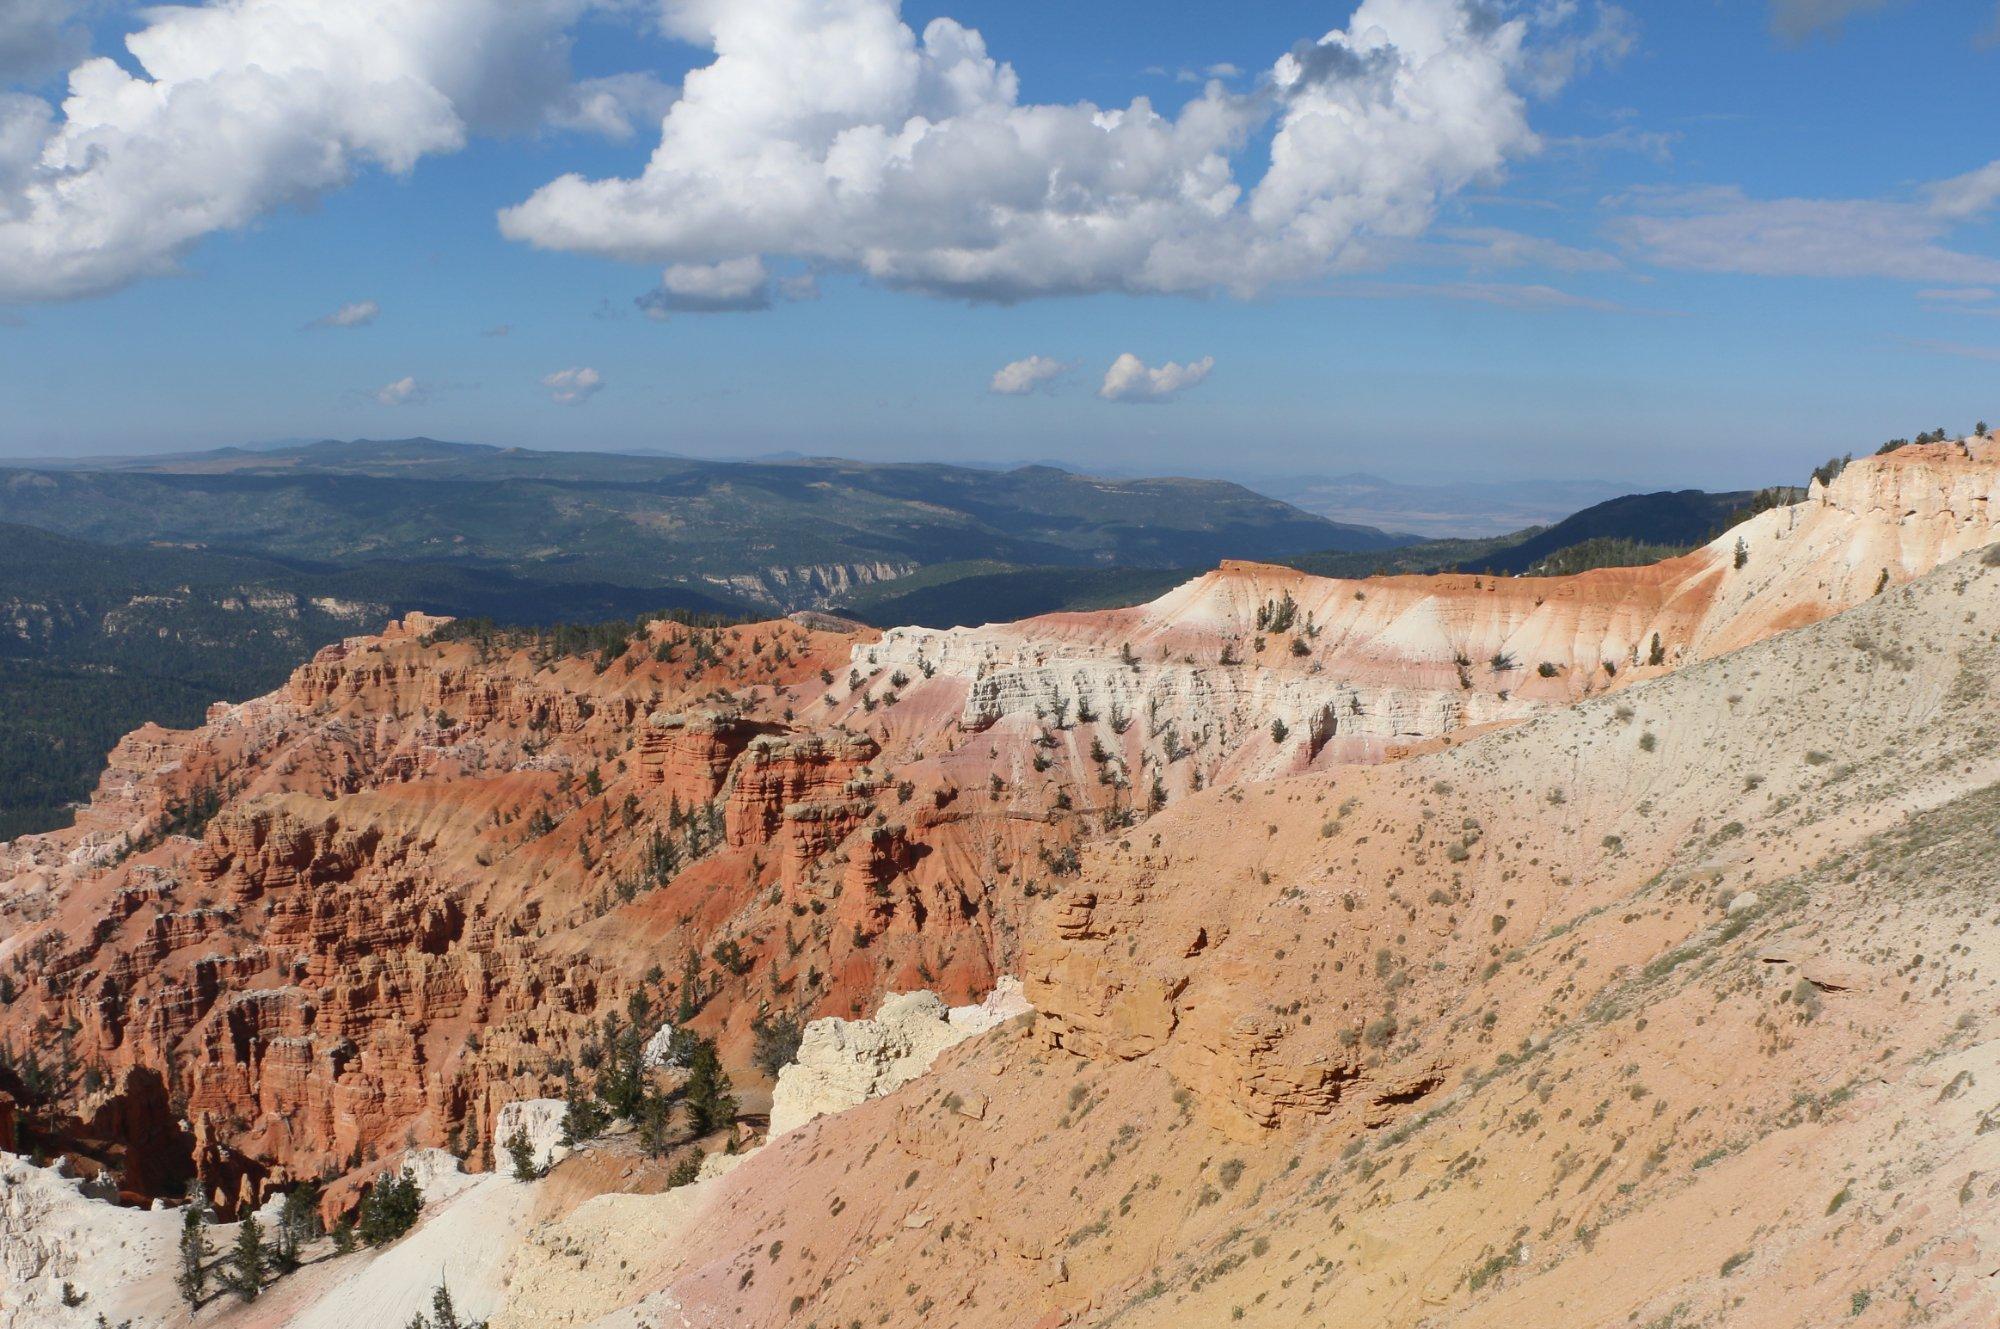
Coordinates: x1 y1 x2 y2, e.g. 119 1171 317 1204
989 355 1068 395
1098 353 1214 403
638 256 775 316
501 0 1620 304
545 72 680 140
308 299 380 330
543 365 603 404
374 375 426 406
0 0 88 85
0 0 599 304
0 0 1637 309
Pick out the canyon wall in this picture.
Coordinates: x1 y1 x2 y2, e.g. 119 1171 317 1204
1 440 1994 1223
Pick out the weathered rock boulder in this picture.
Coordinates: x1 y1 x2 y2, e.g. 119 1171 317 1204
770 979 1030 1136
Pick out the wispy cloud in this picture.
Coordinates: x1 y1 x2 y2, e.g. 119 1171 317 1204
1143 62 1243 84
307 299 379 330
1769 0 1903 40
1611 162 2000 284
1547 126 1680 163
1319 280 1653 314
1899 337 2000 363
1435 227 1624 273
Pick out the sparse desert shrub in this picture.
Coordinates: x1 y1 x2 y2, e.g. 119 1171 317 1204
1466 1250 1511 1292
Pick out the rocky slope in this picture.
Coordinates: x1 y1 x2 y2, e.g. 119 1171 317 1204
0 440 1995 1296
517 535 2000 1329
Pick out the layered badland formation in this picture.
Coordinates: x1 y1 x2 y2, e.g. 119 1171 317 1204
4 439 2000 1327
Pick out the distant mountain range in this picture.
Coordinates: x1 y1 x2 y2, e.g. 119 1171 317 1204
0 438 1403 605
0 438 1399 837
13 440 1667 539
1249 470 1638 538
0 438 1804 839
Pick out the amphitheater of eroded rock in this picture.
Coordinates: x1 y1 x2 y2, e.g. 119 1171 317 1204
5 439 2000 1328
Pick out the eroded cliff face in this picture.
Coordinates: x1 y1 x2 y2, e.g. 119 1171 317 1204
589 543 2000 1329
699 560 918 610
870 439 2000 775
0 608 1135 1211
3 442 1995 1230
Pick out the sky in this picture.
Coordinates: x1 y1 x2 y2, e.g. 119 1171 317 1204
0 0 1996 490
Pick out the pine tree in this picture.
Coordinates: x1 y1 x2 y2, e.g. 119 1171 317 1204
594 1003 648 1119
505 1126 543 1180
175 1204 210 1306
427 1281 465 1329
636 1084 676 1158
403 1279 484 1329
682 1037 737 1136
357 1169 423 1246
559 1073 609 1145
231 1213 267 1300
665 1149 702 1188
276 1181 322 1270
675 949 705 1024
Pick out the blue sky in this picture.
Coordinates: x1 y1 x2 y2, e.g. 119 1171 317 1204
0 0 1996 490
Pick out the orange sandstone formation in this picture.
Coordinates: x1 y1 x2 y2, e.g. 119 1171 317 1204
1 440 1994 1227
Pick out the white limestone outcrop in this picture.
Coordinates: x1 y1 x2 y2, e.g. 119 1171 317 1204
770 978 1031 1136
0 1153 177 1329
494 1099 572 1178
